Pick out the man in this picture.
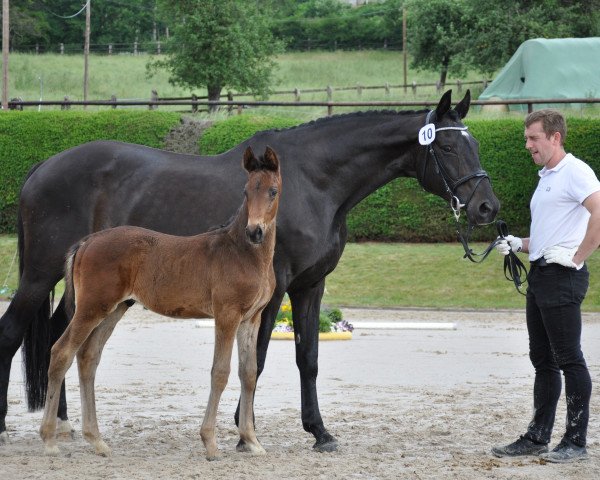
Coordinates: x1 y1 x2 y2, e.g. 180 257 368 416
492 109 600 463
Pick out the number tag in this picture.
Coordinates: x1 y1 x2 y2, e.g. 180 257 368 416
418 123 436 145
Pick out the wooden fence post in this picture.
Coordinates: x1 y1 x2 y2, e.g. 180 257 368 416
61 96 70 110
456 80 462 93
411 81 417 95
436 81 442 93
157 41 161 55
227 91 234 115
60 43 64 55
326 85 333 102
149 89 158 110
108 44 113 55
356 84 363 98
134 41 138 55
294 88 301 102
111 94 117 109
237 105 243 115
191 93 198 113
385 82 390 96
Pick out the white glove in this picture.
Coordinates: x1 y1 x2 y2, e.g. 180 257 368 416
495 235 523 256
543 245 583 270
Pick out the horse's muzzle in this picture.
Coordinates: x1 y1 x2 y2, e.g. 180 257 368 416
246 225 264 244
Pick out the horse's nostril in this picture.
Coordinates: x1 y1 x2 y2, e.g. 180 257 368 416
246 226 264 244
479 201 492 215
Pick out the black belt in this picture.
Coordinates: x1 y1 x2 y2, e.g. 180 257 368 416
531 257 549 267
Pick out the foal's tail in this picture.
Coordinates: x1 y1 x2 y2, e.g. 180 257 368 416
63 243 80 320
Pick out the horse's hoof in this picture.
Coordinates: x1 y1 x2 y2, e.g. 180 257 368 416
313 434 338 453
44 445 61 456
206 453 222 461
236 439 266 455
0 431 9 445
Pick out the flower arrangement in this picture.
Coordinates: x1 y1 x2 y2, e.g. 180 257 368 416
272 296 354 334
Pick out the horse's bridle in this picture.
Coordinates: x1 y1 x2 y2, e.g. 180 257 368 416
419 110 490 222
418 110 528 293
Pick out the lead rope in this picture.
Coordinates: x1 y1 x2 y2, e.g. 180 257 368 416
457 219 528 295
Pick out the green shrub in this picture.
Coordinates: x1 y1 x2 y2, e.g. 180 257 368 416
0 110 182 233
199 114 302 154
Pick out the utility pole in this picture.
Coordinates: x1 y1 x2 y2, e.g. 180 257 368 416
2 0 9 110
83 0 90 106
402 7 407 94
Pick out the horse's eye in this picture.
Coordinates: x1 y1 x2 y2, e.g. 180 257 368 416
442 145 452 152
269 188 278 198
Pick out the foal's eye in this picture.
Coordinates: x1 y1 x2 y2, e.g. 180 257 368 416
269 188 278 198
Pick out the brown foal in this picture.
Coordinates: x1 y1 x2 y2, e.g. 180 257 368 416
39 146 281 460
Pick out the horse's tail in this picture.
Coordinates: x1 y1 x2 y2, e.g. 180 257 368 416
19 162 56 411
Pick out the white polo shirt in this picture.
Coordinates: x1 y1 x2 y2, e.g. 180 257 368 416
529 153 600 261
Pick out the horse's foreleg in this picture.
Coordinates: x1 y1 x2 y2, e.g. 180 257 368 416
77 303 128 457
289 281 338 452
1 276 59 445
235 289 285 428
200 309 238 461
39 311 104 455
235 313 265 455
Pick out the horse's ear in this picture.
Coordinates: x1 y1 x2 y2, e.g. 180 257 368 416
243 146 260 172
454 89 471 119
434 90 452 119
263 146 280 172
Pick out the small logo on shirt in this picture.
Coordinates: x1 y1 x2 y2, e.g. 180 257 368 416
546 187 551 192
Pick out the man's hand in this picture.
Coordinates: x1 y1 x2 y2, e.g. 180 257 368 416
495 235 523 256
543 245 583 269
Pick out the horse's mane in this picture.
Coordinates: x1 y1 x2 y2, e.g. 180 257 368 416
267 108 429 134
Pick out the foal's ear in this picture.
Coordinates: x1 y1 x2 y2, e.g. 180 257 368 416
434 89 452 120
243 146 260 172
263 146 280 172
454 89 471 119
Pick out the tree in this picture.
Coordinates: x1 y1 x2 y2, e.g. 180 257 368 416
462 0 600 75
148 0 282 108
405 0 470 85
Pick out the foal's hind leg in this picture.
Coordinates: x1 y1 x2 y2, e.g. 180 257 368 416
200 308 239 460
77 303 129 457
235 313 265 455
39 311 106 455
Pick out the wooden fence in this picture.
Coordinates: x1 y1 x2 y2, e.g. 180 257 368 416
6 97 600 116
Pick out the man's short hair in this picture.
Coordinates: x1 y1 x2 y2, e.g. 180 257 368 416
525 109 567 145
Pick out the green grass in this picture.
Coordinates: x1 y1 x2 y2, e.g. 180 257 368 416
2 236 599 311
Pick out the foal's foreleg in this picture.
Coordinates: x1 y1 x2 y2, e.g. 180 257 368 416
77 303 129 457
235 313 265 455
39 312 103 455
200 310 239 460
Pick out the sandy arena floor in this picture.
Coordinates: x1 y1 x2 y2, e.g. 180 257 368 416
1 302 600 479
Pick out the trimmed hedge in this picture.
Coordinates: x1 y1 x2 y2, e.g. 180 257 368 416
0 110 182 233
1 112 599 241
200 115 600 242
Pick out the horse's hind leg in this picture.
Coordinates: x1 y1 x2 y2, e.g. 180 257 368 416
200 308 239 460
77 303 129 457
39 311 106 455
235 313 265 455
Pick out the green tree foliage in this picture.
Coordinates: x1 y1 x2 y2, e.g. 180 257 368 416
405 0 470 85
147 0 283 104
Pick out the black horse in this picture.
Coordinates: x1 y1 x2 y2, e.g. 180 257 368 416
0 90 498 450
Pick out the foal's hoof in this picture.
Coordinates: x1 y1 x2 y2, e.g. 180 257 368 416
313 433 338 453
44 444 61 456
56 420 75 441
236 439 266 455
0 431 9 445
94 440 112 457
206 453 222 462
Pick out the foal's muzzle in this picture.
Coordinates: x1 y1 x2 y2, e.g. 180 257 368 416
246 225 264 244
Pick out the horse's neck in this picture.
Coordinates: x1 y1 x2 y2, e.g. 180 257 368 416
282 113 423 215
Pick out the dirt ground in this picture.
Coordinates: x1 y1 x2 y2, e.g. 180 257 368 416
1 302 600 479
